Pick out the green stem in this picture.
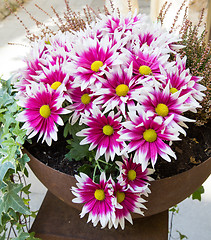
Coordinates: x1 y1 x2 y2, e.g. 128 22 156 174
96 159 103 172
97 159 113 166
93 165 97 181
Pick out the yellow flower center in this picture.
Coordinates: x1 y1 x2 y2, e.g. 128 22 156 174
155 103 169 117
115 84 129 97
139 65 152 75
91 61 103 72
116 191 125 204
94 189 105 201
143 129 157 142
45 40 51 45
170 87 178 94
51 81 62 90
127 169 137 181
81 94 91 104
39 105 51 118
103 125 114 136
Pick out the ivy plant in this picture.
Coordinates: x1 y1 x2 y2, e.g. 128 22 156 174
0 78 39 239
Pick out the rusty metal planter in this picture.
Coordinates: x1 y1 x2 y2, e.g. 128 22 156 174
24 149 211 239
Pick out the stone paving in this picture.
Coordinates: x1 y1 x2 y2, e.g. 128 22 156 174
0 0 210 239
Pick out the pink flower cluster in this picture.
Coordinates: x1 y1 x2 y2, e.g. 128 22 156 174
72 159 153 229
14 11 206 228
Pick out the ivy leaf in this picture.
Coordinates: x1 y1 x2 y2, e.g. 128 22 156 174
21 184 31 195
13 123 26 145
169 205 179 213
0 162 15 182
13 231 34 240
3 112 16 130
18 154 30 171
176 230 188 239
0 182 6 190
0 200 4 225
191 186 204 201
2 183 31 215
0 233 5 240
8 102 18 113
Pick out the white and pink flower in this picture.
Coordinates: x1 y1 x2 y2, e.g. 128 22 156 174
120 109 180 170
67 87 97 125
93 64 144 117
111 182 146 229
72 172 115 228
116 156 154 192
16 83 69 145
70 36 123 90
77 108 125 162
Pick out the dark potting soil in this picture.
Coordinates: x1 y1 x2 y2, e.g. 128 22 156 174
24 121 211 180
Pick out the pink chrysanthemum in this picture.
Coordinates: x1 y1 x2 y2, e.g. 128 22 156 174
15 33 73 97
116 156 154 192
161 55 206 112
23 40 49 81
161 65 206 112
119 109 180 170
44 32 73 65
14 40 49 96
67 87 97 125
98 11 143 37
70 36 123 90
76 108 125 162
93 64 144 117
35 60 73 102
16 83 69 146
123 45 172 84
110 182 145 229
71 172 115 228
139 83 194 134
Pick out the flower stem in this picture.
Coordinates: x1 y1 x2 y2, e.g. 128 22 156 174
93 165 97 181
97 158 113 166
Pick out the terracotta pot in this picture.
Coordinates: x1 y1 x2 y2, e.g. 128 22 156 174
24 149 211 218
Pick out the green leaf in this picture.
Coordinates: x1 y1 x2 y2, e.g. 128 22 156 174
13 231 33 240
77 164 93 175
0 233 5 240
169 205 179 213
13 123 26 145
2 183 31 215
0 182 6 190
70 122 85 141
63 122 71 138
8 102 18 113
0 109 7 114
0 200 4 225
21 184 31 195
0 145 17 163
0 162 15 182
18 154 30 171
176 230 188 239
191 186 204 201
66 141 90 161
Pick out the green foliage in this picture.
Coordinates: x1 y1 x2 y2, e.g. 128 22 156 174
65 122 91 161
0 78 38 239
66 140 90 161
77 164 93 176
176 230 188 240
191 186 205 201
169 204 179 214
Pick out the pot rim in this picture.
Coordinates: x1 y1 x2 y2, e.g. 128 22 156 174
24 148 211 183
